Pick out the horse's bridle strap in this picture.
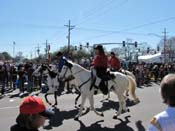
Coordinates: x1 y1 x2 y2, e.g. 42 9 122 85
78 77 91 89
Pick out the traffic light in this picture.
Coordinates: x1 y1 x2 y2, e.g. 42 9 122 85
157 46 160 51
86 42 89 48
134 41 137 48
74 46 77 51
80 44 82 50
147 47 150 53
122 41 125 47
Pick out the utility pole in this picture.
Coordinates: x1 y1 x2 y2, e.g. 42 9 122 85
162 28 168 63
36 44 40 57
64 20 75 56
30 51 33 59
43 40 51 61
43 40 48 60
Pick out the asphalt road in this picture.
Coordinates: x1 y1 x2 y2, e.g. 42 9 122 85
0 83 166 131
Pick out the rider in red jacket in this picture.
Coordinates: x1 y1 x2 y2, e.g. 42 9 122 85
92 45 108 78
109 52 121 71
91 45 109 95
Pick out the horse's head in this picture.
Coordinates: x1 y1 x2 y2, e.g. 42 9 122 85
32 65 42 77
32 64 49 77
41 64 52 76
59 60 73 80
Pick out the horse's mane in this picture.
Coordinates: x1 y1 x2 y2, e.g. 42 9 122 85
67 60 91 73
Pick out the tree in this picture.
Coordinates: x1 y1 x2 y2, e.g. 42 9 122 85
1 52 12 60
0 53 5 61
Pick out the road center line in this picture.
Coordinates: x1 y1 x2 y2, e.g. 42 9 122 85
0 106 19 110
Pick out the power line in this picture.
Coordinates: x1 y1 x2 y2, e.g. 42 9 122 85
76 0 129 26
76 27 148 36
0 22 64 29
74 0 116 25
77 16 175 41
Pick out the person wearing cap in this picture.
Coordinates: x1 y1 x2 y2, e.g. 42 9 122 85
56 51 67 73
10 96 54 131
148 74 175 131
92 45 108 76
109 52 121 71
91 45 109 94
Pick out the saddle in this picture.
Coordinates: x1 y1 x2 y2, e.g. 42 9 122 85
91 71 115 95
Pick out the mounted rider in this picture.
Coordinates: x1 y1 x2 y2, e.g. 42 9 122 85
56 51 71 93
91 45 114 95
109 52 121 72
56 51 67 73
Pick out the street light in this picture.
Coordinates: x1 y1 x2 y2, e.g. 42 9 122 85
13 41 16 61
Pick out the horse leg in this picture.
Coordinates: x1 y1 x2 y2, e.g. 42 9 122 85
88 94 104 117
121 95 130 113
75 92 81 108
106 91 110 100
125 89 129 97
113 90 126 119
75 93 86 120
53 91 58 106
45 93 52 105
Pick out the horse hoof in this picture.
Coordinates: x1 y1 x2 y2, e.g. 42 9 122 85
136 99 140 103
100 113 104 117
113 115 117 119
74 117 79 121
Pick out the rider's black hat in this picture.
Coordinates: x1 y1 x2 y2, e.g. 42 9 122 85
94 45 103 51
56 51 63 56
110 52 115 55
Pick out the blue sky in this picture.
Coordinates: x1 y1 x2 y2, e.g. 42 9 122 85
0 0 175 58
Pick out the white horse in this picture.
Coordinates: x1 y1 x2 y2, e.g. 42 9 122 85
33 64 59 106
59 60 138 120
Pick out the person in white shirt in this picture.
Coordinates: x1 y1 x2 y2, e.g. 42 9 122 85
148 74 175 131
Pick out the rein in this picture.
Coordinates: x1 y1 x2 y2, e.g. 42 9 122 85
78 77 91 89
62 65 91 89
63 66 84 79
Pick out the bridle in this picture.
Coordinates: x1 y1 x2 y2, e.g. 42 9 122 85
62 65 84 80
62 65 91 89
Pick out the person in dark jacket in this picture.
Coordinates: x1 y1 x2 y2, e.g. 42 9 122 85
0 64 6 94
9 65 17 90
56 51 67 73
10 96 54 131
18 65 26 93
56 51 70 93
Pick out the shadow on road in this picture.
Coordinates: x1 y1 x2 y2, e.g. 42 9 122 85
76 115 135 131
96 99 137 112
135 120 146 131
43 107 79 130
44 107 91 130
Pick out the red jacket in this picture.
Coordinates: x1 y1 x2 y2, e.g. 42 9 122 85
92 54 108 68
109 56 121 70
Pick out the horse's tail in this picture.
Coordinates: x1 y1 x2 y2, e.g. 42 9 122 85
125 70 136 80
127 75 140 103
